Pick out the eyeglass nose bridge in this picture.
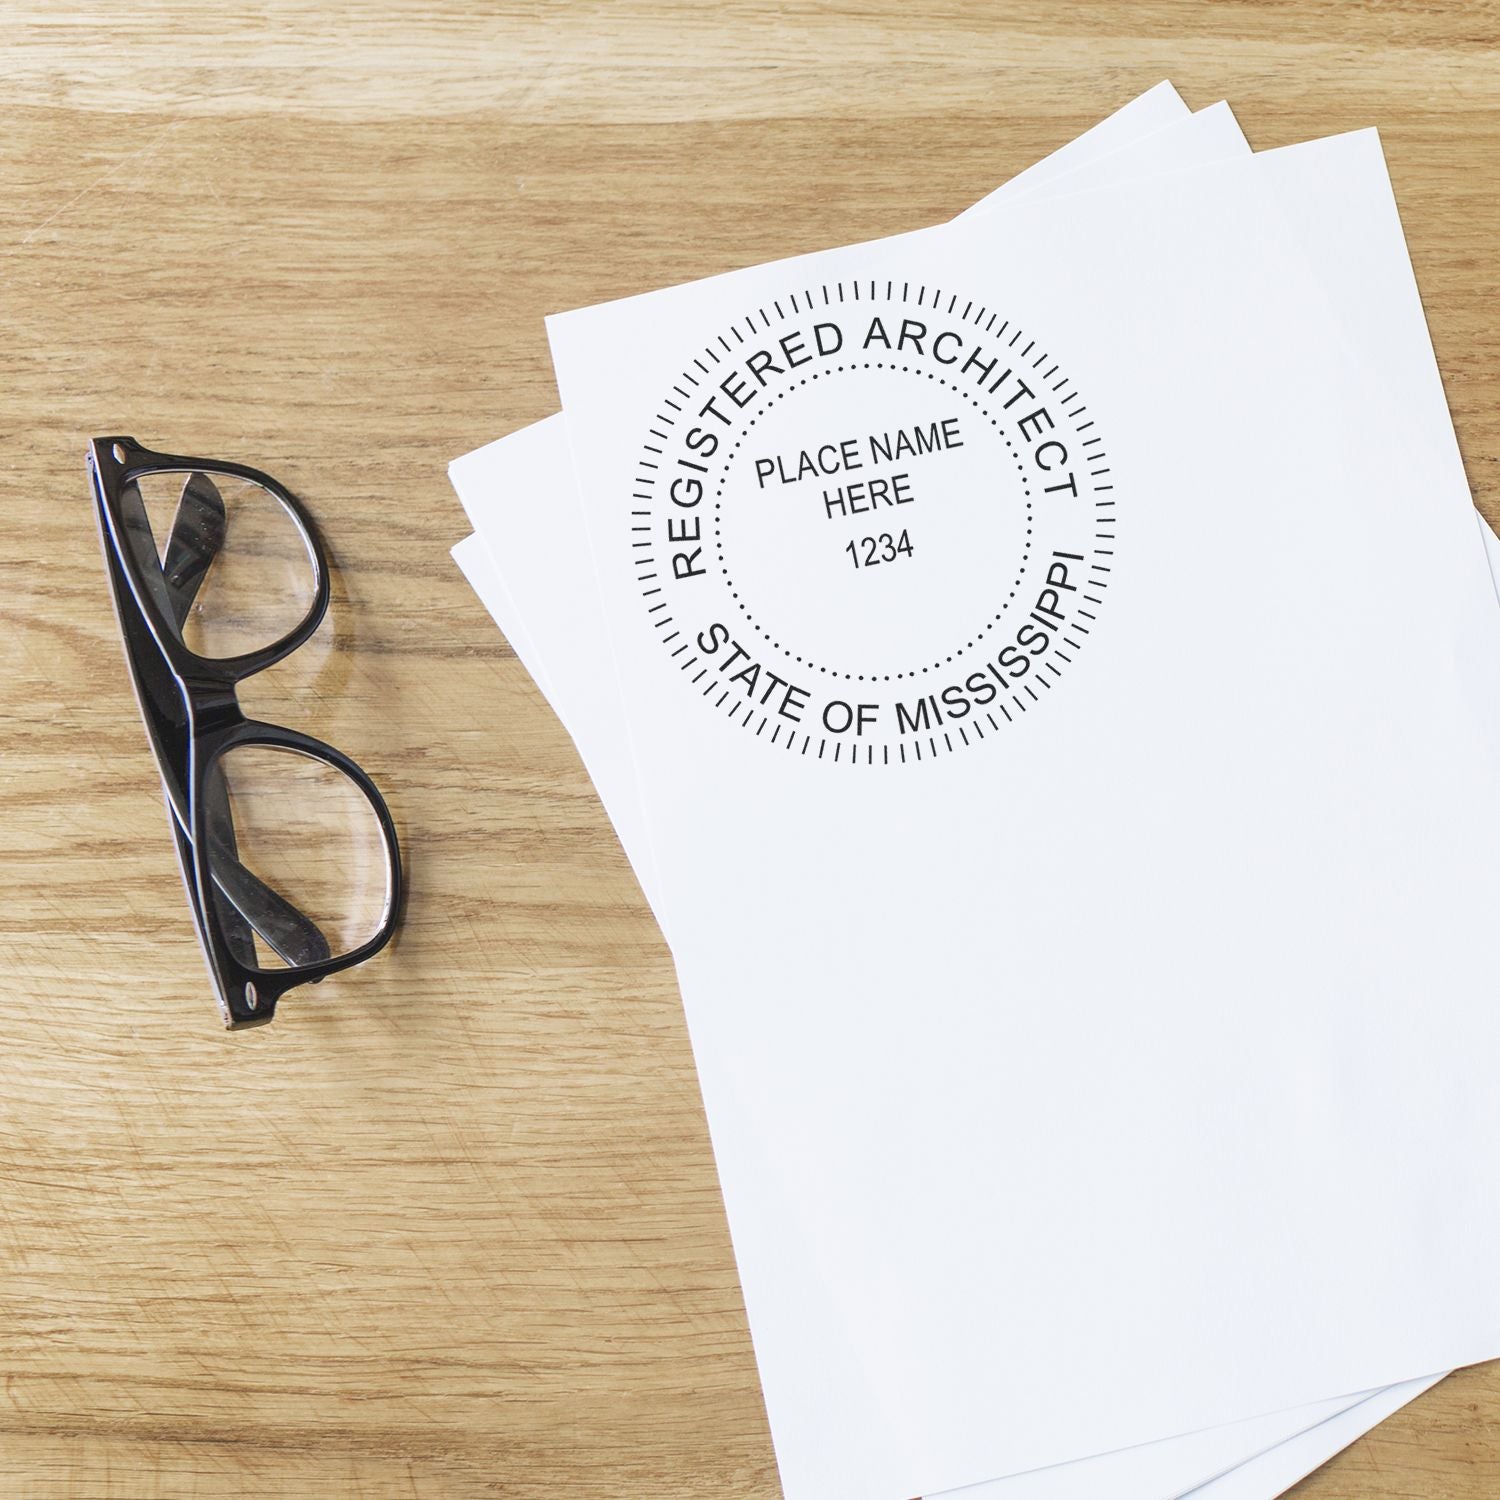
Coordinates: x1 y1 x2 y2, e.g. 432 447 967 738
181 680 243 736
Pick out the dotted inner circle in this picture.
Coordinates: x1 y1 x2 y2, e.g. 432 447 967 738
712 362 1034 681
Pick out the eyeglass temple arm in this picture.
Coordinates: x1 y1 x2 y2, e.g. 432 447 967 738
155 474 332 969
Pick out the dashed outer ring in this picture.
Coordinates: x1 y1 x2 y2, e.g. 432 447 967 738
630 279 1116 765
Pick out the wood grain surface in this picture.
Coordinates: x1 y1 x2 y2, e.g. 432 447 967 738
1 3 1498 1495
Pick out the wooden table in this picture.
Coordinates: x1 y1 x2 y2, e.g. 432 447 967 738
2 4 1497 1494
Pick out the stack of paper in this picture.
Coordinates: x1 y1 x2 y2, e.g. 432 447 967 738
448 84 1500 1499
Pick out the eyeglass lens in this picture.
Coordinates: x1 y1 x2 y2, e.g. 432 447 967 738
120 467 319 660
206 744 392 971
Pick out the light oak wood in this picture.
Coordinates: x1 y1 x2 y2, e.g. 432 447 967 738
1 3 1497 1494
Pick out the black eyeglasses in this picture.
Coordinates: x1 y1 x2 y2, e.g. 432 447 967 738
88 436 403 1029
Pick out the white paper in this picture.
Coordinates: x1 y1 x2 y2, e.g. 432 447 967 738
539 130 1500 1500
977 80 1187 202
451 96 1470 1500
450 93 1494 1500
1179 1373 1444 1499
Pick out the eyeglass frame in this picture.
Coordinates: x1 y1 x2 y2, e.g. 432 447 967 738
88 435 404 1029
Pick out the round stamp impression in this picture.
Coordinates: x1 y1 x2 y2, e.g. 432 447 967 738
632 280 1115 763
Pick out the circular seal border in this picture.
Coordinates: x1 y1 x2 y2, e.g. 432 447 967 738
630 279 1117 765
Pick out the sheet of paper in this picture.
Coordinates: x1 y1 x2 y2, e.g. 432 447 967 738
977 80 1187 201
540 131 1500 1500
451 98 1467 1500
966 97 1222 216
1180 1373 1444 1499
454 95 1496 1499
